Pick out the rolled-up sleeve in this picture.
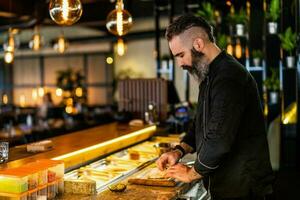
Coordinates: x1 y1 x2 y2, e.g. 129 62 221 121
194 78 245 176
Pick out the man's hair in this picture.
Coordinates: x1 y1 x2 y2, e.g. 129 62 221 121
165 14 215 43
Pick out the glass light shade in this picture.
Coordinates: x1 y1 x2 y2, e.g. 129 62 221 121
3 31 20 52
106 1 133 36
115 38 126 56
29 27 44 51
49 0 83 26
2 94 8 105
53 35 68 53
4 50 14 64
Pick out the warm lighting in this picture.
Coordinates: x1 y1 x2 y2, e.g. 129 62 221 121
2 94 8 105
115 38 126 56
235 39 242 59
53 34 68 53
226 0 232 7
106 57 114 64
75 87 83 97
38 87 45 97
227 44 233 56
53 125 157 161
4 50 14 64
64 91 71 97
20 95 26 107
106 0 133 36
3 29 19 63
32 89 38 101
65 105 73 114
66 98 73 105
3 29 16 52
29 26 43 51
49 0 83 25
56 88 63 96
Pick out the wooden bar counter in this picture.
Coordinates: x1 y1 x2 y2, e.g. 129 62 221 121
0 122 156 170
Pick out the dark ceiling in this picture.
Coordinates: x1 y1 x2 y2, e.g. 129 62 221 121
0 0 186 33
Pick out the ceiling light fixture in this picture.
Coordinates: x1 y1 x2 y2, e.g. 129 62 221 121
115 38 126 56
53 31 68 53
29 26 43 51
49 0 83 25
106 0 133 36
3 28 19 64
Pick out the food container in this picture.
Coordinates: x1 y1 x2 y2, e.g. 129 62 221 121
37 159 64 193
0 191 27 200
153 142 171 155
37 185 47 199
17 168 38 190
24 163 47 186
27 188 38 200
47 181 57 199
0 169 28 194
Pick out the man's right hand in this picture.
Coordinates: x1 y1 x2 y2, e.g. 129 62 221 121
156 150 182 171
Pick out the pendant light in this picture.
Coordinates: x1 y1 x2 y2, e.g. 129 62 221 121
29 26 43 51
49 0 83 25
106 0 133 36
115 38 127 56
3 28 19 64
53 31 68 53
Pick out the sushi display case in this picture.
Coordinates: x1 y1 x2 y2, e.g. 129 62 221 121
63 136 180 195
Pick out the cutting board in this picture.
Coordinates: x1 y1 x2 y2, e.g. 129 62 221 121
128 165 177 187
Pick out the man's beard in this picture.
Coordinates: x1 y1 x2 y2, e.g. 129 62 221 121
181 48 209 83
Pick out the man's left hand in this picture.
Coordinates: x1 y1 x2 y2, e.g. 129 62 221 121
164 163 202 183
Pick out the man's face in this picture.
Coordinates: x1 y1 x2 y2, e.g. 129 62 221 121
169 36 209 82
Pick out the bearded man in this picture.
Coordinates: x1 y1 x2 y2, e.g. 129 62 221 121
156 14 274 200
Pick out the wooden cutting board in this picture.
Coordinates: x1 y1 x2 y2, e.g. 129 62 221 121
128 165 177 187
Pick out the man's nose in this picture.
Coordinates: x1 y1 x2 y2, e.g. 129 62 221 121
177 58 183 67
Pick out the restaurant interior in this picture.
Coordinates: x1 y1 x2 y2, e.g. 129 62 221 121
0 0 299 199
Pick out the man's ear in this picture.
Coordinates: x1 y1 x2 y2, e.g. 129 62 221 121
193 38 204 52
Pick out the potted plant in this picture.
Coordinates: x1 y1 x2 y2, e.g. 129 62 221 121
264 68 280 104
216 33 228 50
227 8 248 36
252 49 263 66
195 2 216 26
266 0 280 34
279 27 297 68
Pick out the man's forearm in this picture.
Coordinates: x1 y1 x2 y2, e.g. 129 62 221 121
180 142 194 154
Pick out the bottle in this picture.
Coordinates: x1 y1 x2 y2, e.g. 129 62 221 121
26 114 33 127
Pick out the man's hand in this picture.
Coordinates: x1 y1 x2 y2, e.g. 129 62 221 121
164 163 202 183
156 150 182 171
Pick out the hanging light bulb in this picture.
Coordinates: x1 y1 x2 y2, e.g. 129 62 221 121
4 50 14 64
235 38 242 59
49 0 83 25
29 26 43 51
53 33 68 53
115 38 126 56
106 0 133 36
3 28 19 63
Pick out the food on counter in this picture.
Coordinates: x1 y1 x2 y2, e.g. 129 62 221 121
0 159 64 199
145 168 167 179
26 140 53 152
0 169 28 194
128 164 176 187
64 179 96 195
129 151 140 160
108 183 127 192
